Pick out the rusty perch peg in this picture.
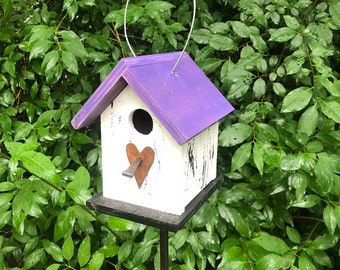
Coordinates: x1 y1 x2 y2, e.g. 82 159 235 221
122 157 142 178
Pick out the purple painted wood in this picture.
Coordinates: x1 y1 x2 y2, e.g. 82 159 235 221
71 52 234 145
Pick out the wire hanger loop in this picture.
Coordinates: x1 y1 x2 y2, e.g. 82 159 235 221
123 0 196 74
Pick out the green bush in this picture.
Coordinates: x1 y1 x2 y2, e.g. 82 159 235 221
0 0 339 269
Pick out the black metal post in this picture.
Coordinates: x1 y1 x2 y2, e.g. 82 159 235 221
160 228 169 270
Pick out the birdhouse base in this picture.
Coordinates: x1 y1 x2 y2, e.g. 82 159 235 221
86 178 220 232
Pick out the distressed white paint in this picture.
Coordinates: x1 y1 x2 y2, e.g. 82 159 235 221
101 85 219 215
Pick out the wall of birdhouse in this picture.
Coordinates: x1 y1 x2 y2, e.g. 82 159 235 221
100 85 218 215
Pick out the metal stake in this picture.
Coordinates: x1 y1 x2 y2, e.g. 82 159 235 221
160 229 169 270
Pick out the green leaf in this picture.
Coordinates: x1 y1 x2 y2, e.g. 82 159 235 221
286 226 301 244
269 27 296 42
182 246 195 268
306 249 332 267
197 231 220 253
330 1 340 28
283 15 300 30
231 142 252 172
61 40 87 59
29 40 53 60
309 234 338 250
63 0 78 21
290 195 321 208
97 244 119 258
253 78 266 98
78 234 91 267
209 34 236 51
196 58 223 73
254 254 285 270
191 29 211 44
0 113 12 132
172 228 189 250
227 82 250 99
219 123 253 147
24 248 45 269
250 32 267 53
218 258 245 270
217 204 251 237
43 240 63 262
253 141 264 175
88 252 105 270
272 82 286 96
323 205 337 235
107 217 134 231
0 193 13 211
255 123 279 142
280 154 304 171
291 34 303 48
14 121 33 141
288 173 308 199
209 22 229 34
54 207 76 242
335 205 340 229
29 25 54 45
285 57 304 75
257 58 267 73
3 60 16 77
20 151 58 183
0 182 16 192
34 110 57 128
104 5 143 28
145 1 174 12
314 154 335 193
42 50 60 73
1 0 13 19
61 50 78 74
281 87 313 113
252 232 290 255
132 243 153 265
188 233 203 257
319 99 340 123
230 21 250 38
118 241 132 263
299 256 316 270
298 105 318 136
317 77 340 97
62 235 74 261
46 264 61 270
66 166 91 205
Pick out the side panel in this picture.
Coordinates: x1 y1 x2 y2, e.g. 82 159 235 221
180 124 219 207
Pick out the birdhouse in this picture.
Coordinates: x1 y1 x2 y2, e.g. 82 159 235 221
71 52 234 216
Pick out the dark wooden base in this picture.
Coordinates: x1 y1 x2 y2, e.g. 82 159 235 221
86 178 220 232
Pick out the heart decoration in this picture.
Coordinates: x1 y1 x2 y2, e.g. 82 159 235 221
125 143 155 188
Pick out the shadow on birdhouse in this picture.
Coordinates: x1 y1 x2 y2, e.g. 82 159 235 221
71 52 234 230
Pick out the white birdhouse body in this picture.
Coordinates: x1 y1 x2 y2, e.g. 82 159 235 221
101 85 219 214
71 52 234 216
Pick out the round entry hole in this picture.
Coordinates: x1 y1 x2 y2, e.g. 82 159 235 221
132 109 153 135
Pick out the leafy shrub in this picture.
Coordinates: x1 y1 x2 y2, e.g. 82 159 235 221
0 0 339 269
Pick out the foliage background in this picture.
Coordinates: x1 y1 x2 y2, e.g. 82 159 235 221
0 0 340 269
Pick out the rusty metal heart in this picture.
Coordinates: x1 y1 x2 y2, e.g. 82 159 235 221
125 143 155 188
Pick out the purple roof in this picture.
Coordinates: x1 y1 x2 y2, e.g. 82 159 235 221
71 52 234 145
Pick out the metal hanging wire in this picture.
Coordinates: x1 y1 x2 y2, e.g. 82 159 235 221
124 0 136 57
123 0 196 73
170 0 196 74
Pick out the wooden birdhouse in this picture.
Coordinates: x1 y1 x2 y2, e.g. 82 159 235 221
71 52 234 216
